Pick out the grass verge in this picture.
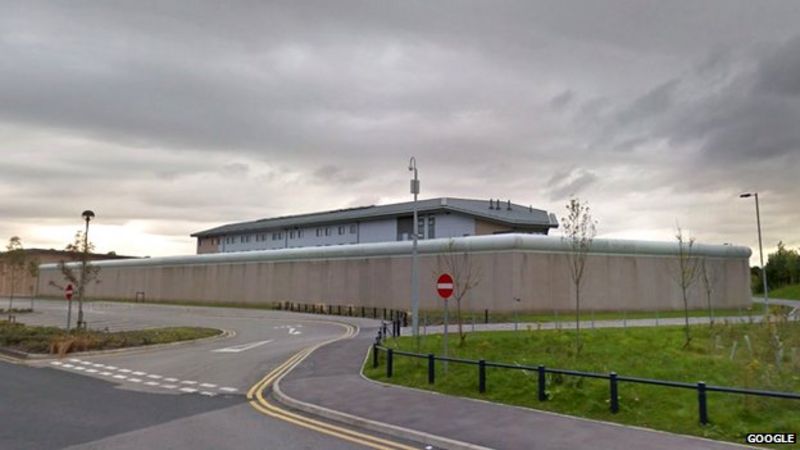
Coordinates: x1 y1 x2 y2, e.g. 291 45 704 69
418 306 768 327
365 320 800 447
0 321 221 355
771 284 800 301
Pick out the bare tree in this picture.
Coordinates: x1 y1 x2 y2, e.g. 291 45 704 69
436 239 482 346
561 198 597 353
700 258 716 327
4 236 27 314
58 231 101 328
674 225 700 348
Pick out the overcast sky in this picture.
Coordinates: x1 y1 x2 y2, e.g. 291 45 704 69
2 1 799 264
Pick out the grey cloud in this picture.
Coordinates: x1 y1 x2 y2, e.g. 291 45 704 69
545 168 598 201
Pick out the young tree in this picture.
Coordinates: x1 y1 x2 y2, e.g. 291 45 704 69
58 230 101 329
436 239 482 346
699 258 716 327
674 226 700 348
561 197 597 353
4 236 27 314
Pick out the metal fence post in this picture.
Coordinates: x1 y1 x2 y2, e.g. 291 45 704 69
538 365 547 401
373 344 379 368
387 349 394 378
484 309 489 324
610 372 619 413
428 354 435 384
479 360 486 393
698 382 708 425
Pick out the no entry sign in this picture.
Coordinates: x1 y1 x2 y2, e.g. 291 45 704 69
437 273 454 299
65 283 74 301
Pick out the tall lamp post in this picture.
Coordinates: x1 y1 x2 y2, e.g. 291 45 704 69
77 209 95 329
408 157 420 347
739 193 768 316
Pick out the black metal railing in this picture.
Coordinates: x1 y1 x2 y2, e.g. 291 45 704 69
370 332 800 425
274 301 408 325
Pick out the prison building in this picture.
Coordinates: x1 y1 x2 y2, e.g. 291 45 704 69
191 197 559 254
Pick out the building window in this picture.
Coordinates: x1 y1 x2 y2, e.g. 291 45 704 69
240 236 245 243
428 216 435 239
338 226 345 235
316 228 322 237
418 217 425 238
290 230 295 239
298 229 304 238
350 224 356 234
325 227 331 236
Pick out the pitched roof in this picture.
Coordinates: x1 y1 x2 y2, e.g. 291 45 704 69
191 197 558 237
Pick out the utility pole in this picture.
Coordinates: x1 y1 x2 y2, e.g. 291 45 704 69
408 157 420 348
739 193 769 317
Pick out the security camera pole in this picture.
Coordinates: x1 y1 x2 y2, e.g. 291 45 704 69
408 157 420 348
739 193 768 317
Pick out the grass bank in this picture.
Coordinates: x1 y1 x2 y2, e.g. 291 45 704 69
771 284 800 301
365 320 800 446
0 321 221 355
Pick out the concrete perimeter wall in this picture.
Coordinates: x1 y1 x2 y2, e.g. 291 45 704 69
36 234 752 312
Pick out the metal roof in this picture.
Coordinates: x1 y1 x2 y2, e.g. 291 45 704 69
191 197 558 237
42 234 751 271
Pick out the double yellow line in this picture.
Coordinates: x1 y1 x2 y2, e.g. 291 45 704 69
247 323 418 450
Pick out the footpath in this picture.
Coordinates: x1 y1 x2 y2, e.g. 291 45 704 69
276 327 745 450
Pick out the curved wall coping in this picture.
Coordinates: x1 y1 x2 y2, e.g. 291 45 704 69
40 234 751 270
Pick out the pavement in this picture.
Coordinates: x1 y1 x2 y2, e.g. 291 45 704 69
277 329 750 450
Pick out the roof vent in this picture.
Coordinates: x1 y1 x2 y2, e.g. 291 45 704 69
507 200 512 211
489 198 494 209
441 198 448 206
529 205 533 212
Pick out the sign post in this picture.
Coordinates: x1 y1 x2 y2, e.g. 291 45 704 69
65 283 74 332
437 273 454 371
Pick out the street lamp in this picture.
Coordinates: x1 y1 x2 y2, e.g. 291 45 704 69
77 209 95 329
408 157 420 347
739 193 768 316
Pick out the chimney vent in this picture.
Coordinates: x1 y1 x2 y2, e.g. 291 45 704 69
529 205 533 212
489 198 494 209
507 200 512 210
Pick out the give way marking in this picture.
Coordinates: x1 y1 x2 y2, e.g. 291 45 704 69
211 339 273 353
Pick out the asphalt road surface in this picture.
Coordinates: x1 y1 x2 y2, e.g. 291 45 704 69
1 299 420 450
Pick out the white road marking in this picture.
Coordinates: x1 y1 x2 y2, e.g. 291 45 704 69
180 380 197 385
132 371 146 376
211 339 273 353
74 366 86 371
62 364 75 368
51 361 62 366
200 383 217 388
69 358 81 363
179 387 197 393
85 369 98 373
80 361 92 365
144 381 160 386
146 374 162 379
219 387 238 392
161 384 177 389
129 378 142 383
92 363 105 368
113 375 127 380
200 391 216 397
164 377 178 382
118 369 131 373
99 372 112 376
106 366 117 370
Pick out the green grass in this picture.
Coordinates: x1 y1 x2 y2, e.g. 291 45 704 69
418 307 760 326
0 321 221 354
365 320 800 447
771 284 800 300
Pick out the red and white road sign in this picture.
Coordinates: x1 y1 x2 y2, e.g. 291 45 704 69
437 273 454 299
65 283 74 301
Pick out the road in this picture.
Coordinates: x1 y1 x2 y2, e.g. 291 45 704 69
1 300 424 450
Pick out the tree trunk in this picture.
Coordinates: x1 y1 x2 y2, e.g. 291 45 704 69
575 283 581 353
457 296 465 346
682 288 691 348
